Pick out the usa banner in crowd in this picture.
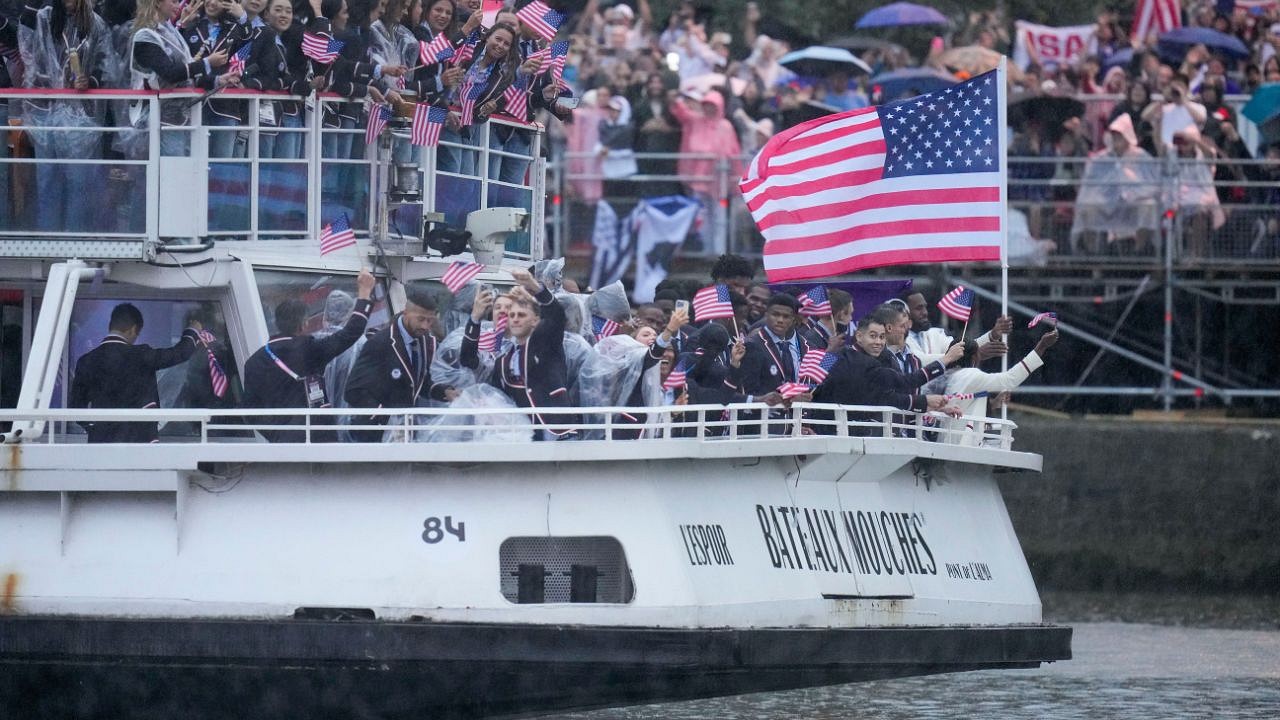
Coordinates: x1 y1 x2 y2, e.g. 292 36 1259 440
740 67 1006 282
1012 20 1095 70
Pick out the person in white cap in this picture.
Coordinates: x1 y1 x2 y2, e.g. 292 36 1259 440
1070 113 1160 254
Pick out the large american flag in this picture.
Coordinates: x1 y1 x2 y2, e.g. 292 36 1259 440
410 104 448 147
302 32 344 64
419 33 455 65
740 69 1005 282
692 284 734 321
1131 0 1181 43
319 213 357 256
516 1 567 42
441 261 484 292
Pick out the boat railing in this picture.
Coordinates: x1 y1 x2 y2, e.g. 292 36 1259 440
0 402 1017 451
0 88 543 260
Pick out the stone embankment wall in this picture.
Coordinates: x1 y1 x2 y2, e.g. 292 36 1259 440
999 417 1280 593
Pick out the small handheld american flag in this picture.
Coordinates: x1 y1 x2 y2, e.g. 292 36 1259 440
944 391 988 401
458 77 486 126
797 349 838 384
503 73 530 120
798 285 832 317
692 284 734 322
319 213 357 256
418 33 455 65
546 40 570 88
302 32 344 64
365 102 393 146
478 315 508 352
777 382 814 399
937 286 975 322
516 0 567 42
410 104 448 147
227 42 252 75
1028 311 1058 328
592 315 620 339
196 331 229 399
662 358 690 390
451 28 482 66
441 261 484 292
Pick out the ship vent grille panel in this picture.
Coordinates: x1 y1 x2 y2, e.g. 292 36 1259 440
500 537 634 604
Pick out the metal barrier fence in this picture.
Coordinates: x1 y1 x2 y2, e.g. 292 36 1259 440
0 403 1018 450
0 89 543 258
547 94 1278 266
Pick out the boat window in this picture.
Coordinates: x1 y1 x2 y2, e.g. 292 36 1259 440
64 297 238 436
253 270 392 335
499 537 634 605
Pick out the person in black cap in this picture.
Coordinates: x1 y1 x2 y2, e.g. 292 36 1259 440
241 269 376 442
69 303 203 443
345 288 459 442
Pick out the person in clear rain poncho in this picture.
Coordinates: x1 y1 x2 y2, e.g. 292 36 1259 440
1070 113 1160 254
578 307 689 440
18 0 111 232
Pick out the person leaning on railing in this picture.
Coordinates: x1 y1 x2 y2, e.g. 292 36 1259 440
127 0 238 157
18 0 111 233
810 315 959 438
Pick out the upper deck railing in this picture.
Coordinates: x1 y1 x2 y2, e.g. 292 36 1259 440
0 89 544 261
0 402 1018 453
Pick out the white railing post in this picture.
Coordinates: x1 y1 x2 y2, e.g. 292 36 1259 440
307 95 324 242
146 95 161 242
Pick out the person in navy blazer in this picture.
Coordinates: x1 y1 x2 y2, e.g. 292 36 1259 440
69 303 202 443
460 267 577 439
345 288 458 441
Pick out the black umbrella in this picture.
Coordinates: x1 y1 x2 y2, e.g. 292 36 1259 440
1007 94 1086 133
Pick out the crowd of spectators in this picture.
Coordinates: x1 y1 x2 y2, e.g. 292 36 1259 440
2 0 1280 257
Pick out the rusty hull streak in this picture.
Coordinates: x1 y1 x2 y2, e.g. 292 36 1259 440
1 573 17 614
5 444 18 491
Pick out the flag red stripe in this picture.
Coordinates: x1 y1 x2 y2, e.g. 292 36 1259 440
753 138 888 182
746 167 887 209
765 246 1002 282
763 216 1001 257
754 186 1000 232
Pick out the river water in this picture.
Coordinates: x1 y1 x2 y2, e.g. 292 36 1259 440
551 623 1280 719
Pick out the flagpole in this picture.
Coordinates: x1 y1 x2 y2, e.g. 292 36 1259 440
997 56 1010 421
